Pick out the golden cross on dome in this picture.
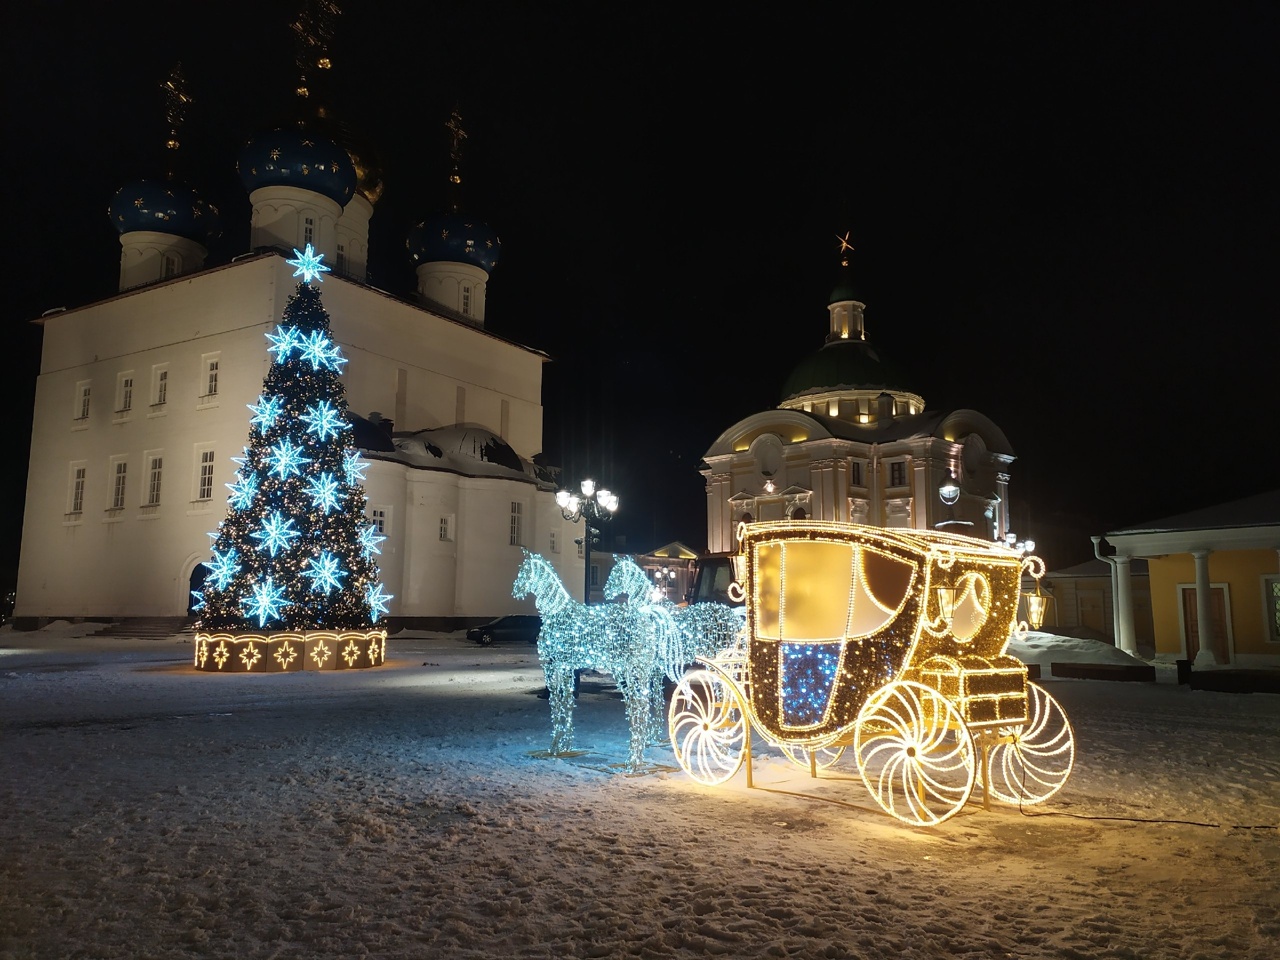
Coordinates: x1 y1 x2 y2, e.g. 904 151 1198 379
446 106 468 180
161 62 191 155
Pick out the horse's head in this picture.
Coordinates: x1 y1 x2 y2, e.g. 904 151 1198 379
512 548 536 600
604 555 652 604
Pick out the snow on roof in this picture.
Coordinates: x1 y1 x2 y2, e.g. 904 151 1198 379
1108 488 1280 536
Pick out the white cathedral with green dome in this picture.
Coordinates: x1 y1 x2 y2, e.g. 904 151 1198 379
700 251 1017 557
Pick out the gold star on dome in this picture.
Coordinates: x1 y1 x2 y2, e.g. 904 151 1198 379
269 148 281 160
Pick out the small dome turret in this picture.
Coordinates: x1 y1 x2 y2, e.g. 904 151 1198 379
237 124 357 207
109 178 220 244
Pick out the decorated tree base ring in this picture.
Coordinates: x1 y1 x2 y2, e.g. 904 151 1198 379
194 630 387 672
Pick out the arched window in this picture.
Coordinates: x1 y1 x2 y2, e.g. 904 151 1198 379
790 507 807 521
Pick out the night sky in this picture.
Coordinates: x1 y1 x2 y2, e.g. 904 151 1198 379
4 3 1278 584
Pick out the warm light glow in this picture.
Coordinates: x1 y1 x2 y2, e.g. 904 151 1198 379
666 520 1073 825
194 630 386 672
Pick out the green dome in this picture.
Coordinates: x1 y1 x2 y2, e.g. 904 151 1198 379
781 339 913 401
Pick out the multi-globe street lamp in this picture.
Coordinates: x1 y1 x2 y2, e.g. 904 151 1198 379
555 479 619 604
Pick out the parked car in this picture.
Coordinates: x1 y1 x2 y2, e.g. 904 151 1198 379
467 614 542 646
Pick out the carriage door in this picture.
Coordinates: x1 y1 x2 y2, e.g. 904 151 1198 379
1179 585 1230 662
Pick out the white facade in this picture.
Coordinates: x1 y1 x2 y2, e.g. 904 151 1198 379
15 253 580 626
702 276 1016 555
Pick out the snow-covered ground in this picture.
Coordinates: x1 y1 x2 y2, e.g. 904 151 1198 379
1 622 1277 959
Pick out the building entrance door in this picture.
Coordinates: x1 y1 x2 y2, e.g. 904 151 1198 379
1180 585 1229 662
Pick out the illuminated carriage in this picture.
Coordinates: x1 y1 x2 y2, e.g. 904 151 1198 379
667 521 1074 826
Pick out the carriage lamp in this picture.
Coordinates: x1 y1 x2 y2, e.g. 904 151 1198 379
1023 581 1052 630
934 583 958 628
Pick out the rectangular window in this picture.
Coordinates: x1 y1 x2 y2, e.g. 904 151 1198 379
851 461 863 486
440 515 454 541
205 356 220 397
75 381 91 420
118 374 134 413
509 501 523 546
577 538 584 559
461 285 472 316
1266 577 1280 644
336 243 346 274
162 254 177 279
889 461 907 487
110 459 127 510
153 366 169 406
69 463 87 514
304 217 314 247
370 507 388 535
198 449 216 500
550 531 559 553
146 454 163 506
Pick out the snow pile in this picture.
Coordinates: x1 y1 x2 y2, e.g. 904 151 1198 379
1008 630 1149 670
0 626 1277 959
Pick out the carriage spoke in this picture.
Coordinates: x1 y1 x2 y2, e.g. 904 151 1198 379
980 683 1075 805
668 669 746 786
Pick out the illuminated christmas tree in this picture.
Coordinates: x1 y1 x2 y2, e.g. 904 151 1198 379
193 245 390 671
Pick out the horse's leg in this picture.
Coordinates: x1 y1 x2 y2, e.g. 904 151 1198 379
645 672 667 747
545 663 577 755
621 675 654 773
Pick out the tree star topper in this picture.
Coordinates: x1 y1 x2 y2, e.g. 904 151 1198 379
286 243 332 284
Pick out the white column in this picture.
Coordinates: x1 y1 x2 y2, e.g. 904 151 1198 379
1114 555 1138 656
1192 549 1219 666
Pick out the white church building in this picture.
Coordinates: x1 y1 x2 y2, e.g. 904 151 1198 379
13 112 580 630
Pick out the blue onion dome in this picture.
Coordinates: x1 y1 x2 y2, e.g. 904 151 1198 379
781 339 914 402
108 177 221 243
237 123 356 206
407 213 500 273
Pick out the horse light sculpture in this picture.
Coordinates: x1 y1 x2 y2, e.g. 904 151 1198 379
512 551 744 772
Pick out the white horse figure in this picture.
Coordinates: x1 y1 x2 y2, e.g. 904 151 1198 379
603 555 746 678
602 556 747 747
512 550 671 771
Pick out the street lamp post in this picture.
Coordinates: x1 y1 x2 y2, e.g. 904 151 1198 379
556 479 619 604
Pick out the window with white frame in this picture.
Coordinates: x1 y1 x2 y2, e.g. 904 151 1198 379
461 284 472 316
152 365 168 406
509 501 523 546
1266 576 1280 644
75 381 91 421
370 506 389 535
304 216 314 247
440 515 454 541
109 457 127 510
550 530 559 553
145 453 163 506
68 462 87 514
162 253 177 279
889 460 907 487
202 354 220 399
577 538 584 559
851 460 864 487
117 372 134 414
197 448 216 501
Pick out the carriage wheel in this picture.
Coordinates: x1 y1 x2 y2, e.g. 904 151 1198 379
779 743 846 773
854 681 976 826
668 669 746 786
981 683 1075 805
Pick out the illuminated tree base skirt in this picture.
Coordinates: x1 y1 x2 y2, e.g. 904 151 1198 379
193 630 387 672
